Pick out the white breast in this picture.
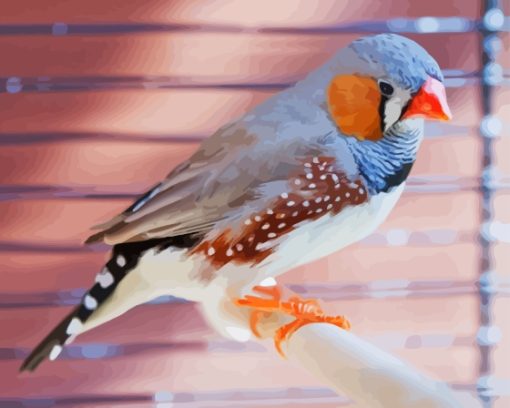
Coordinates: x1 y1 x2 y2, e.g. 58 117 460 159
261 183 405 275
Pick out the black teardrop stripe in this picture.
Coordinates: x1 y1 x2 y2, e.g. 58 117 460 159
20 234 202 373
380 161 414 193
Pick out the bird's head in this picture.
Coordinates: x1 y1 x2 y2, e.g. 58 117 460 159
323 34 452 141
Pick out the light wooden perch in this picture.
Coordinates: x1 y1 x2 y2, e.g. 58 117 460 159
201 282 478 408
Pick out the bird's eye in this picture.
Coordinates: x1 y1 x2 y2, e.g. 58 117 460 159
378 80 394 96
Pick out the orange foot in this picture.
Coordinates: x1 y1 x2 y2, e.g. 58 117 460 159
235 285 351 356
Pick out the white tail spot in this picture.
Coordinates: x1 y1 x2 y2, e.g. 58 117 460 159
95 268 114 288
84 294 98 310
207 247 216 256
226 248 234 257
49 344 63 361
66 317 83 335
116 255 126 267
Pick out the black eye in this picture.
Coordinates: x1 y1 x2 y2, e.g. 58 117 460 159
378 81 394 96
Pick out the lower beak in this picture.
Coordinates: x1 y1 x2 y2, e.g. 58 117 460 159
402 76 452 121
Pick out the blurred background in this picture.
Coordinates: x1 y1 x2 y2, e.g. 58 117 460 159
0 0 509 407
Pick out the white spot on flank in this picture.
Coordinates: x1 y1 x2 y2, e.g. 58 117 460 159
254 215 262 222
207 247 216 256
306 173 313 180
312 157 319 164
225 326 251 342
327 204 333 210
116 255 126 267
315 197 322 204
345 192 351 198
266 209 274 215
292 211 299 217
335 196 341 202
324 195 330 202
319 165 325 171
49 344 63 361
331 174 340 183
262 223 270 230
255 243 264 251
287 201 295 207
268 232 277 239
226 248 234 257
281 192 289 199
309 183 316 189
316 208 323 213
66 317 82 335
259 277 277 287
304 162 312 168
84 294 98 310
303 200 310 207
236 244 244 252
277 213 285 219
244 219 252 225
278 223 286 229
95 268 114 288
320 175 327 180
294 179 301 186
359 188 365 194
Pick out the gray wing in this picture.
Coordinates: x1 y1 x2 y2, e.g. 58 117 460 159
85 122 339 245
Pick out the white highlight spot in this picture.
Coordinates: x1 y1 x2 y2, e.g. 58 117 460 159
49 344 63 361
84 294 98 310
225 326 251 342
259 277 277 287
96 269 114 288
66 317 83 335
207 247 216 256
116 255 126 267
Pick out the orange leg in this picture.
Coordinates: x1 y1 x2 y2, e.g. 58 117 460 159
235 287 350 356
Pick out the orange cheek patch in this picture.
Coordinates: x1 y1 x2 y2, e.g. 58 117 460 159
327 74 383 141
191 156 369 269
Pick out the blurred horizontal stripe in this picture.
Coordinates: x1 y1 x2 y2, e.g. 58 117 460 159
0 17 483 36
3 278 509 309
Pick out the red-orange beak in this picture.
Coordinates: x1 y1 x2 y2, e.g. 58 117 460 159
403 76 452 121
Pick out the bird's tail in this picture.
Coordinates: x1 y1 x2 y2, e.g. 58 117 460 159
20 244 150 372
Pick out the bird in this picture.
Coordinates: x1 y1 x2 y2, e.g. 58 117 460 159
20 33 452 372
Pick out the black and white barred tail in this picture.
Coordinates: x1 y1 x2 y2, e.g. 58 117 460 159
20 236 199 373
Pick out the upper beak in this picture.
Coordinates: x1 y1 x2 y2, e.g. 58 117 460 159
403 76 452 121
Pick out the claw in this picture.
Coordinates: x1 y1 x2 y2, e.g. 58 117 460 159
235 286 351 357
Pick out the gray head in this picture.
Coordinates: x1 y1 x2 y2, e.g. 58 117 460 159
307 34 452 141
